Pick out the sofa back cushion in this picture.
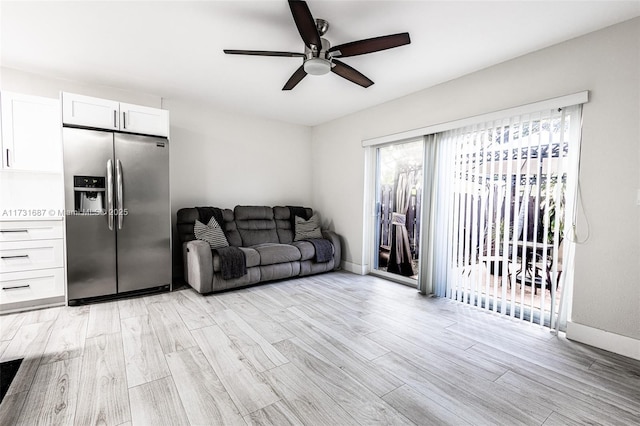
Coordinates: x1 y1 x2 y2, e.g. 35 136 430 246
176 208 198 244
176 207 242 247
273 206 313 244
234 206 279 246
217 209 242 247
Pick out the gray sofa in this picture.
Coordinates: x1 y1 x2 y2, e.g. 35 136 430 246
176 205 341 293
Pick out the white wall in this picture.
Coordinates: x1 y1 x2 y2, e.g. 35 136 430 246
311 18 640 346
165 97 311 210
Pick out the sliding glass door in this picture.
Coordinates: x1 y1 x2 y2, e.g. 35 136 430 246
372 139 424 285
366 98 583 331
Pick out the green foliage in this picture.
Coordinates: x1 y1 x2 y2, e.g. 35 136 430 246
539 177 565 244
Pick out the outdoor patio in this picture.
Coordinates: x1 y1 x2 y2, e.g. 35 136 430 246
450 256 563 326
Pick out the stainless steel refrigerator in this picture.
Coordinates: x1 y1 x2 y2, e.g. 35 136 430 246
63 127 171 301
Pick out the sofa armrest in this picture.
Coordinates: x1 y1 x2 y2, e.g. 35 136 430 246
183 240 213 293
322 230 342 270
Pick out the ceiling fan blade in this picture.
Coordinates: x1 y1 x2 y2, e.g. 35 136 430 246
282 65 307 90
331 60 373 88
224 49 305 58
328 32 411 58
288 0 322 49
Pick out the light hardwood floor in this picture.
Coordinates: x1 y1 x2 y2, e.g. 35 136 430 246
1 271 639 425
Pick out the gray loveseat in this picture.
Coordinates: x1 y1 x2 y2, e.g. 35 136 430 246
176 205 341 293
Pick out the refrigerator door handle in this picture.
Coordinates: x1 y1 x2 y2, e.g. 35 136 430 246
107 159 114 231
116 159 124 230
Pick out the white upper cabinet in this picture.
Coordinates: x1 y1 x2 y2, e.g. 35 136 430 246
62 92 119 131
62 92 169 137
1 92 62 172
120 102 169 137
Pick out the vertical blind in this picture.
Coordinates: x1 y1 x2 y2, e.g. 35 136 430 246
426 105 582 329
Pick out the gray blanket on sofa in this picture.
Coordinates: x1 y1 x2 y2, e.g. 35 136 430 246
215 246 247 279
196 206 246 279
307 238 333 263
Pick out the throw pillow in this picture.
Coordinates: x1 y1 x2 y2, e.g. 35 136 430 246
194 216 229 249
294 214 323 241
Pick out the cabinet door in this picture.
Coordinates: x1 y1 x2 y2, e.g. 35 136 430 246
0 239 64 273
0 220 64 242
1 92 62 172
62 92 119 131
0 268 65 306
120 102 169 137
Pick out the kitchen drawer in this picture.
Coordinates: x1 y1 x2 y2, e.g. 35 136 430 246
0 220 64 242
0 239 64 273
0 268 64 305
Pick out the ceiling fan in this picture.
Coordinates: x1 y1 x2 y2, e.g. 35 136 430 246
223 0 411 90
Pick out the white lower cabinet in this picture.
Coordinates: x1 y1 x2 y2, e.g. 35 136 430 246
0 220 64 242
0 220 65 313
0 239 64 273
0 268 65 305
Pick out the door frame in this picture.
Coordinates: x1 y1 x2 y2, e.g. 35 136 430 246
364 136 425 288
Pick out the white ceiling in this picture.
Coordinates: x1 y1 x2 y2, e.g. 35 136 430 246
2 1 639 126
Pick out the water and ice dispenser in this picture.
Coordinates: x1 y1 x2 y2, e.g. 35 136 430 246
73 176 105 214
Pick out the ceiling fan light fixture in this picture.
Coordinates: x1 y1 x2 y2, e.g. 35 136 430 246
304 57 331 75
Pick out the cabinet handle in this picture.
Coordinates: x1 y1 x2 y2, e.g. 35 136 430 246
2 284 30 290
0 229 28 233
114 110 117 128
5 148 10 168
122 112 126 129
1 255 29 259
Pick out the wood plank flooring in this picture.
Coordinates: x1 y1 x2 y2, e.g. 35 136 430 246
1 271 639 425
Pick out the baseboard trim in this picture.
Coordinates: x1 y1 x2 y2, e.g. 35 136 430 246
341 261 366 275
566 321 640 361
0 296 65 315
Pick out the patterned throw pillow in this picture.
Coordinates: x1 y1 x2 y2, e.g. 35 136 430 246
194 216 229 249
294 214 323 241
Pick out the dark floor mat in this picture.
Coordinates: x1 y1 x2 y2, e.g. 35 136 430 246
0 358 23 402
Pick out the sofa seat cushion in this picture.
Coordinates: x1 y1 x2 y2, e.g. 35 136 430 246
291 241 315 261
252 243 301 265
213 247 260 272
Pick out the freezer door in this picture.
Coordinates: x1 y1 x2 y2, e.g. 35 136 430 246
114 134 171 293
63 127 118 300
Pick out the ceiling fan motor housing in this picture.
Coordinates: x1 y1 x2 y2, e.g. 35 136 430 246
303 37 332 75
